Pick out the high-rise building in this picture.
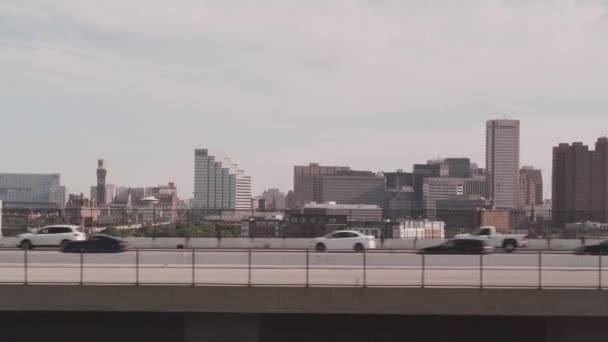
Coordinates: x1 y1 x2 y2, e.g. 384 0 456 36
293 163 350 208
0 173 66 208
96 160 107 207
384 187 415 220
260 189 286 210
552 138 608 226
486 119 520 209
519 166 543 206
194 149 251 211
464 176 486 198
444 158 472 178
413 164 443 201
319 171 385 207
436 195 490 231
236 170 252 211
422 178 465 220
384 170 414 189
285 190 296 210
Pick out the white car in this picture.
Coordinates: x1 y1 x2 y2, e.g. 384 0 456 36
454 226 528 252
310 230 376 252
18 225 87 250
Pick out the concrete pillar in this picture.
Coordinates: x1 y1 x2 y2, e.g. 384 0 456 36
548 317 608 342
184 314 260 342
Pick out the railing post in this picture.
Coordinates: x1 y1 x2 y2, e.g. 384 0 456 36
363 248 367 288
80 249 84 285
24 247 28 285
421 253 426 288
135 248 140 286
480 253 483 289
305 249 310 287
192 248 196 287
538 251 542 289
248 249 252 287
599 253 603 290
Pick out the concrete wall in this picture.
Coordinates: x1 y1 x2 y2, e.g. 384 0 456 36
2 285 608 317
0 236 603 251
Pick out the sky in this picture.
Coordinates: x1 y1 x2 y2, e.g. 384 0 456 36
2 0 608 199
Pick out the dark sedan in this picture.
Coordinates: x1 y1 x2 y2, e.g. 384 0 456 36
61 235 129 253
575 241 608 255
418 239 494 255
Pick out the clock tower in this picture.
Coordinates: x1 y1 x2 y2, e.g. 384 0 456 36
96 159 107 206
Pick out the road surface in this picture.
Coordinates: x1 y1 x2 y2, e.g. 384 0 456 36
0 249 604 288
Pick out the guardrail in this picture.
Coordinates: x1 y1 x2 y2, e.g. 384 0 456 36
0 248 605 289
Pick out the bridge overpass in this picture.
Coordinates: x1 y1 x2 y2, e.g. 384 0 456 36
1 285 608 341
1 249 608 341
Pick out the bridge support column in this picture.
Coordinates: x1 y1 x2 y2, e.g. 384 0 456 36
184 314 260 342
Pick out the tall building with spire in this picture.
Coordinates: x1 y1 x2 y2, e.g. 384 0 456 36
96 160 107 207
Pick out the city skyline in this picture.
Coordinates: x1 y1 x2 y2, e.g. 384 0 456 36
0 119 591 200
3 1 608 197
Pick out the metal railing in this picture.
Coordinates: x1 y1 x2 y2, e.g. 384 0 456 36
0 248 606 289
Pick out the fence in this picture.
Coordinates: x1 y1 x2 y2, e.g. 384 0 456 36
0 248 606 289
1 207 607 239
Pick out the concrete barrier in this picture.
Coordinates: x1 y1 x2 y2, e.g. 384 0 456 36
0 237 18 248
2 236 604 251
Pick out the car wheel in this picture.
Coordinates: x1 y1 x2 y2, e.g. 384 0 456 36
20 240 32 250
60 240 70 249
503 241 516 253
354 243 364 253
315 243 326 252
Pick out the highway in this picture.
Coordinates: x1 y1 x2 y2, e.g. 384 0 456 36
0 249 605 288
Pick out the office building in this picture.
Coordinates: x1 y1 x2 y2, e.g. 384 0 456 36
285 190 296 210
384 170 414 189
436 195 490 232
384 187 415 220
320 171 385 207
303 202 383 222
470 163 480 177
423 178 465 220
236 170 252 211
464 176 486 197
194 149 251 211
260 188 286 210
0 173 66 208
426 159 451 176
412 164 443 201
486 119 520 209
520 166 543 206
553 138 608 226
293 163 350 208
444 158 472 178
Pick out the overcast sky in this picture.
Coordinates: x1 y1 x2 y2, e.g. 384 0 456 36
2 0 608 199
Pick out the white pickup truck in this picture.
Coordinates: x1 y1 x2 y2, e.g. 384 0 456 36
455 226 528 252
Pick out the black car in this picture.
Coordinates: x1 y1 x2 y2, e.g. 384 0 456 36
575 241 608 255
418 239 494 255
61 235 129 253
